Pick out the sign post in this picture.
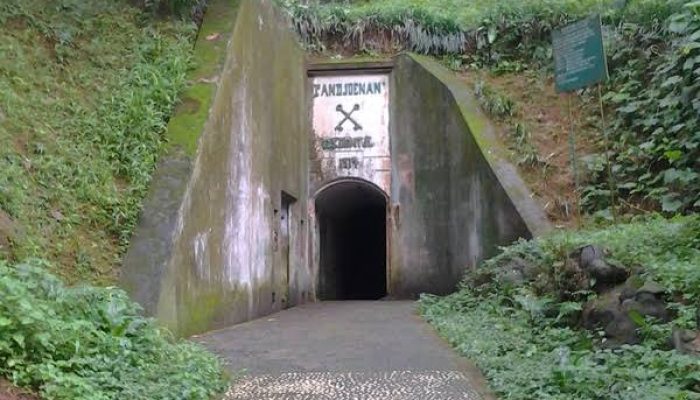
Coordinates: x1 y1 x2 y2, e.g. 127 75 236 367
553 15 609 93
553 14 616 223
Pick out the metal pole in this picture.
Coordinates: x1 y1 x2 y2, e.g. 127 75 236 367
567 93 581 227
597 84 618 223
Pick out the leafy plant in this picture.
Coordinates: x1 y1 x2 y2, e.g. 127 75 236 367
0 259 228 400
585 1 700 214
137 0 207 19
420 215 700 400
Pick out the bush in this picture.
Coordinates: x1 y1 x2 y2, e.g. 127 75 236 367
421 290 699 400
0 259 228 400
420 215 700 399
585 2 700 214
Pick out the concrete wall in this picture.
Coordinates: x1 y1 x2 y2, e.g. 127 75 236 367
122 0 311 336
309 74 392 195
389 54 550 297
123 4 549 334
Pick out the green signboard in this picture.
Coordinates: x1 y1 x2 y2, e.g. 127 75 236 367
553 15 609 93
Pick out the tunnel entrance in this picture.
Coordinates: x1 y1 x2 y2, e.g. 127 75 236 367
315 179 388 301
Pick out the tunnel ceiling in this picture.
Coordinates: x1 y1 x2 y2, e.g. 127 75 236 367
315 181 386 218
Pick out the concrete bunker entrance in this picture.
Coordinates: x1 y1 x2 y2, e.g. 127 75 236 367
315 179 388 301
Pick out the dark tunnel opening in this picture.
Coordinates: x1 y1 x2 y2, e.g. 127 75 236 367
316 180 387 300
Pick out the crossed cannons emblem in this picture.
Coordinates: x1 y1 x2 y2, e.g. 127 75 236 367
335 104 362 132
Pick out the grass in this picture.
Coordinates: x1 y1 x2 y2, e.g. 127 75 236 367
0 0 195 284
289 0 616 29
280 0 685 54
0 2 232 398
420 215 700 399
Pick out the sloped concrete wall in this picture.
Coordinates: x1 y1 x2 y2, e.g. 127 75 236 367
122 0 311 336
390 54 550 297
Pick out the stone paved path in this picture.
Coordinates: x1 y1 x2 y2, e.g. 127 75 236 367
196 301 494 400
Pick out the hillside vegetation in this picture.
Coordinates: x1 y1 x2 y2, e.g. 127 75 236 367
0 0 194 283
281 0 700 218
421 215 700 399
0 0 229 398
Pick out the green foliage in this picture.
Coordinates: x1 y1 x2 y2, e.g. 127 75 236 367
474 80 516 119
0 0 195 283
280 0 699 216
479 215 700 300
584 2 700 214
138 0 207 19
0 259 228 399
420 215 700 399
473 81 543 167
421 290 699 400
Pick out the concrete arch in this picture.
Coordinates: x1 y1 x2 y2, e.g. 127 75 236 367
313 177 389 203
313 177 389 300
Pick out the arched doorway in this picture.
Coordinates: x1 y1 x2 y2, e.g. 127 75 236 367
315 178 388 300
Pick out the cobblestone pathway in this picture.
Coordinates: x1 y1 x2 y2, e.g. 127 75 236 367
197 301 493 400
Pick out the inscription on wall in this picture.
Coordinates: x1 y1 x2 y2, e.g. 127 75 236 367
311 74 391 193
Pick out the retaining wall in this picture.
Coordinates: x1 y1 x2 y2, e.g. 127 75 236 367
389 54 550 297
122 0 311 336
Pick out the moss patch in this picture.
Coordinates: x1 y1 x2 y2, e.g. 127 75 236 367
165 0 240 155
167 84 213 155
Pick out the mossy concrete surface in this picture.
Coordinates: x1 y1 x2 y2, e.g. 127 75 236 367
167 0 240 156
407 54 551 237
122 0 311 337
389 54 550 298
122 2 550 335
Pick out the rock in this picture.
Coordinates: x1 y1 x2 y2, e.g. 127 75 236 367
620 275 643 301
603 314 641 348
587 258 629 287
582 280 673 348
51 210 64 221
582 290 641 347
673 328 700 355
579 245 605 269
637 281 666 296
496 257 538 286
571 245 629 292
621 296 671 322
621 280 671 322
619 285 637 302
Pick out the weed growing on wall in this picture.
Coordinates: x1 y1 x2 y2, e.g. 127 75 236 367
0 259 228 400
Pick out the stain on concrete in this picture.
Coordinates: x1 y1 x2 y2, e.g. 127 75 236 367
389 54 551 298
122 1 549 336
122 0 311 336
